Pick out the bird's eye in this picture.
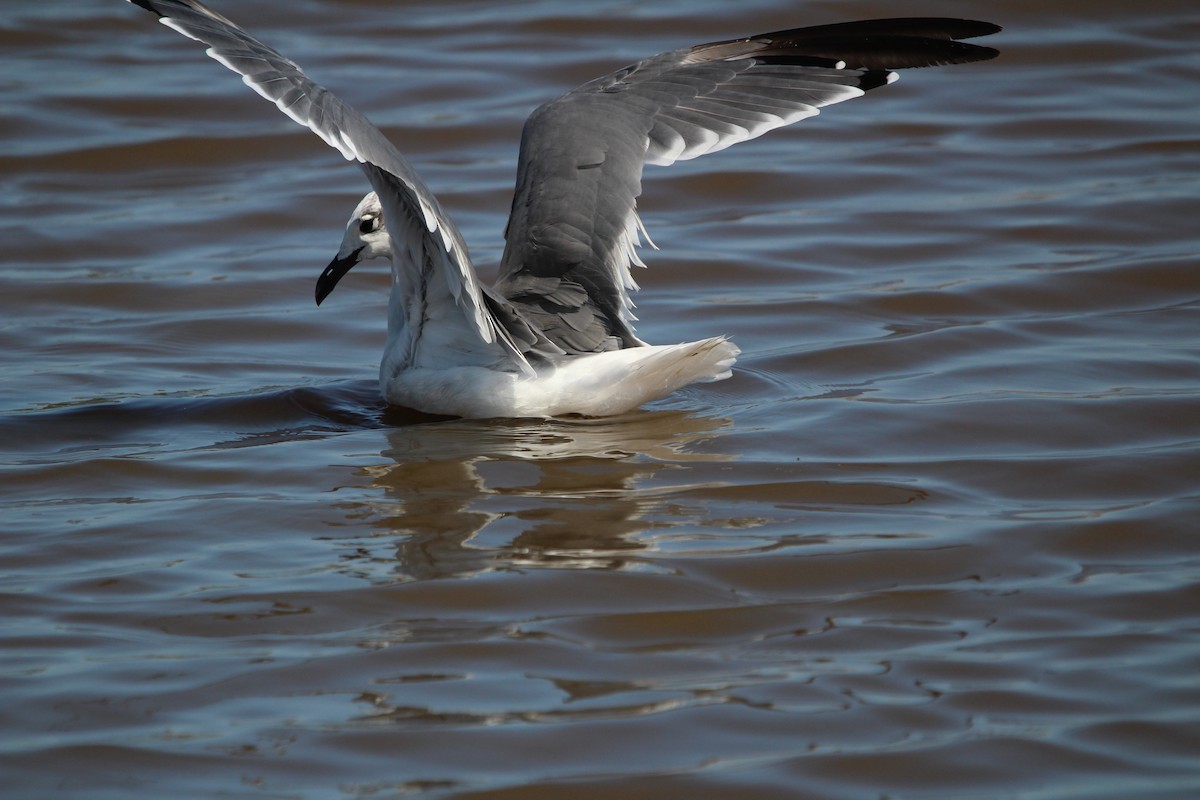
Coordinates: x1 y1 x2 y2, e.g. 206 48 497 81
358 215 380 234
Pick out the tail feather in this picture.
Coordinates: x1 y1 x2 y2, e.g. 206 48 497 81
531 336 738 416
635 336 740 388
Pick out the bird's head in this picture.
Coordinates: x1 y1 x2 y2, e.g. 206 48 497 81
315 191 390 306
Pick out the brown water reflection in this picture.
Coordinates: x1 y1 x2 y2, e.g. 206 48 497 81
360 413 733 579
3 0 1199 798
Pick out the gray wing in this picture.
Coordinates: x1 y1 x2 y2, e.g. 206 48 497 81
494 18 1000 353
127 0 543 371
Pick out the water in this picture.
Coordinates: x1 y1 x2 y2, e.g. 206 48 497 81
3 1 1198 797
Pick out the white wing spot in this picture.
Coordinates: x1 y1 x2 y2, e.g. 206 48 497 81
160 17 202 43
337 129 360 161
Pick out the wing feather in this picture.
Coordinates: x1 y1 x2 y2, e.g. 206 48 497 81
129 1 524 366
130 3 999 369
495 19 998 352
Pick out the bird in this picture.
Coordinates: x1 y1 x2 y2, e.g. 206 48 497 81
126 1 999 418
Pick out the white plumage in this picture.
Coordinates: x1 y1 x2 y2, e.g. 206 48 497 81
127 1 999 418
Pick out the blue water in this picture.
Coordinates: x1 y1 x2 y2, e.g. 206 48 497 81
2 1 1198 798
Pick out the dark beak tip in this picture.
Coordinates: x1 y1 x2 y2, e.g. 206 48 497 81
314 247 363 307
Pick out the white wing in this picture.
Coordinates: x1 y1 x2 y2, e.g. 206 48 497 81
128 0 517 360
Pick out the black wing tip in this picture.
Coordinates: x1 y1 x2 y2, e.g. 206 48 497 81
769 18 1003 42
962 44 1000 63
127 0 166 16
945 19 1003 40
129 0 233 25
701 18 1000 72
858 70 895 92
850 18 1002 41
749 18 1001 71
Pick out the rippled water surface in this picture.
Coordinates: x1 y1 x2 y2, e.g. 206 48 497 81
3 1 1199 797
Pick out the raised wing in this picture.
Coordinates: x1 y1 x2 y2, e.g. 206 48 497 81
126 0 530 365
495 18 999 353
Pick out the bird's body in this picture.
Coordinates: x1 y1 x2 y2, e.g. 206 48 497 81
380 337 737 420
325 192 739 417
127 1 999 418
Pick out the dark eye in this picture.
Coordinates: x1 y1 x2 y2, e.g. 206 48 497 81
358 215 380 234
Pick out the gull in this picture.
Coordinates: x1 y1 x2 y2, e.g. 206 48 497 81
127 1 999 418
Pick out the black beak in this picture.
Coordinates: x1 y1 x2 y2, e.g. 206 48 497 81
315 246 364 306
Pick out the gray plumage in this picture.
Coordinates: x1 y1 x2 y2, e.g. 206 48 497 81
126 0 998 417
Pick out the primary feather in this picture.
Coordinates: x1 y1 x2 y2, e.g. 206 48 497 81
127 1 999 417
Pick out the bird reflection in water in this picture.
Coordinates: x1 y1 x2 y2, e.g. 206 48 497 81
336 410 736 581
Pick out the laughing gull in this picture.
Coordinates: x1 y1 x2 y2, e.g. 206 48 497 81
127 1 999 418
